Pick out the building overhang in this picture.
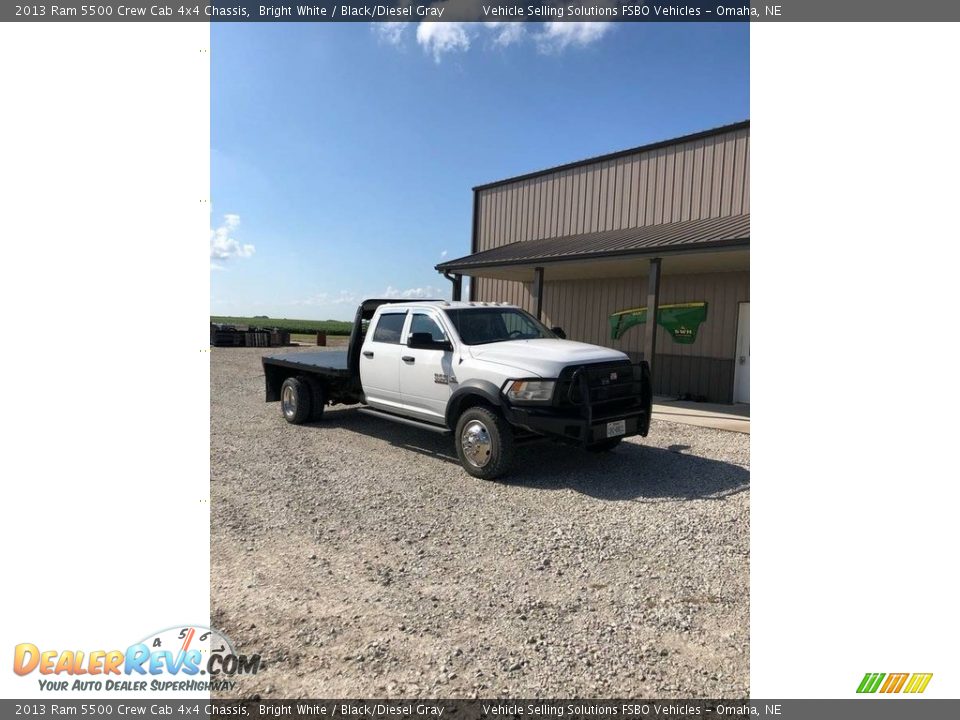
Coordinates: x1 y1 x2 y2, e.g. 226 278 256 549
443 246 749 282
436 214 749 282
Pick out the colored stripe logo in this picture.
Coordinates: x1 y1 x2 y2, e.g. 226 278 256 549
857 672 932 694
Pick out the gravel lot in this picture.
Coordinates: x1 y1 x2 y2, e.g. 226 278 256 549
211 346 749 699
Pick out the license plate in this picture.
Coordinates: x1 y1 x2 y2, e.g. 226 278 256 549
606 420 626 438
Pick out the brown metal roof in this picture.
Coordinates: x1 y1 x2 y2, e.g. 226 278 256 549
437 214 749 272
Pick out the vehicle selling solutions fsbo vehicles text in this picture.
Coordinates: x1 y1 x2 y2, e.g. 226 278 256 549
482 5 709 19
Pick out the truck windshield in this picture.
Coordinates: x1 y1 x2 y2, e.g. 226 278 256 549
445 308 557 346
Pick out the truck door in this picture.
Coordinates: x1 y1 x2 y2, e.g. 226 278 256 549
398 311 456 423
359 310 407 411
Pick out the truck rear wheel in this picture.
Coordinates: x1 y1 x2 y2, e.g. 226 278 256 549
455 406 514 480
280 377 312 424
303 376 326 421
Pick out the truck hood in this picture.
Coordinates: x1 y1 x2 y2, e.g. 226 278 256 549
467 339 628 378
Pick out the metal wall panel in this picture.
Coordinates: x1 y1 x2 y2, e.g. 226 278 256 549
476 127 750 253
652 355 736 403
472 126 750 402
537 271 749 362
515 270 748 403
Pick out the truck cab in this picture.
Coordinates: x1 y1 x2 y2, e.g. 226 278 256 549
263 299 652 479
359 303 456 424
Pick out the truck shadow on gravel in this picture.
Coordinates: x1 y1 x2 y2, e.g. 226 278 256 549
318 408 749 502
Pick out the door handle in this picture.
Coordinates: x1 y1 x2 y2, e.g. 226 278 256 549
363 351 374 358
402 356 415 363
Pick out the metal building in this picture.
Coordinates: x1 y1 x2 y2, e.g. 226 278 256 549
437 121 750 404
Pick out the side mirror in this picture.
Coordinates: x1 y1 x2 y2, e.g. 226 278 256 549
551 326 567 339
408 332 452 351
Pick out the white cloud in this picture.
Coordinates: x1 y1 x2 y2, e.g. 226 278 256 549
373 22 407 47
484 21 526 47
416 22 471 62
295 290 358 307
333 291 359 305
535 22 614 53
210 213 255 264
295 286 451 307
380 21 612 62
384 285 447 299
440 249 448 258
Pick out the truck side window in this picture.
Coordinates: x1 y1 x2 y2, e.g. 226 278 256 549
372 313 406 344
409 313 446 342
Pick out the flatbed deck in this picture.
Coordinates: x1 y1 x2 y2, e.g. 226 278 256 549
262 350 351 377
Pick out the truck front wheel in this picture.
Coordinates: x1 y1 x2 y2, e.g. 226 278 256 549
455 406 515 480
280 376 312 424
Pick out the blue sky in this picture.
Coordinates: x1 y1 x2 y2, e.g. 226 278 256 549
211 22 749 320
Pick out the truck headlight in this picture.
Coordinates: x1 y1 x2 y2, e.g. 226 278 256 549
503 379 556 403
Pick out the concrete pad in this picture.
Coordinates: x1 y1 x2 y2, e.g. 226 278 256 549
652 397 750 434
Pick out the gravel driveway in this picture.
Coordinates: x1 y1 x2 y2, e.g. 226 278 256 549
211 347 749 699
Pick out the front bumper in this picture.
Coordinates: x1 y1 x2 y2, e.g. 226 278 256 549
501 361 652 446
503 404 649 445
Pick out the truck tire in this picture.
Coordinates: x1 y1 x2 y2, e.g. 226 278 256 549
303 376 326 421
455 406 515 480
587 438 622 452
280 376 312 424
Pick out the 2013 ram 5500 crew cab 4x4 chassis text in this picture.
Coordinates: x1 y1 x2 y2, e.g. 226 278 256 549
262 299 653 479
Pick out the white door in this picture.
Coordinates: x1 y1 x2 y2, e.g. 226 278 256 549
733 302 750 404
359 311 407 411
398 311 455 423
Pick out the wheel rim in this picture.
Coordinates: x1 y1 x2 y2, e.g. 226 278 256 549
281 384 297 418
461 419 493 468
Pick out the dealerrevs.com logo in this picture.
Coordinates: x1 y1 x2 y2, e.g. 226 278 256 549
13 625 260 693
857 672 933 694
